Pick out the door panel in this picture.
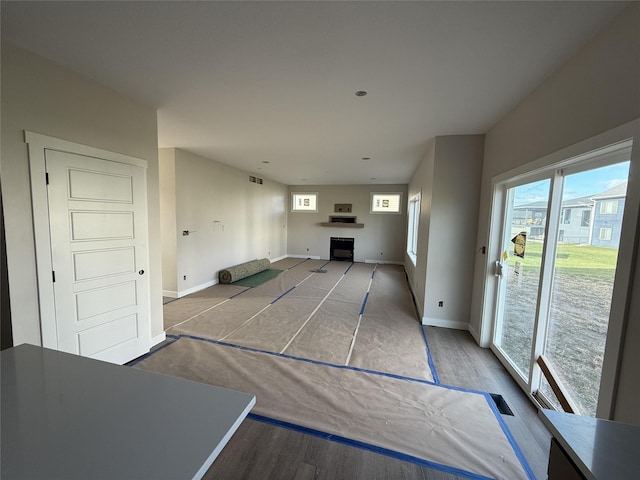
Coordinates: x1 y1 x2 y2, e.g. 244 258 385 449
491 151 631 417
494 179 550 379
46 149 149 364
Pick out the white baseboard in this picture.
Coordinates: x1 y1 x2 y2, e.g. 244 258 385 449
162 290 178 298
468 324 481 343
270 254 288 262
422 317 470 331
150 332 166 347
177 279 218 298
364 259 404 265
287 254 321 260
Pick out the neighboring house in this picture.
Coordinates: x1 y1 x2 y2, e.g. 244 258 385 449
512 201 548 240
511 183 627 248
558 195 593 244
591 182 628 248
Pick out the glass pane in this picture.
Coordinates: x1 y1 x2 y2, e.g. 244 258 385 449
496 179 550 378
544 162 630 416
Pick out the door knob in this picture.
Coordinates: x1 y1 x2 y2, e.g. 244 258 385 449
138 270 144 275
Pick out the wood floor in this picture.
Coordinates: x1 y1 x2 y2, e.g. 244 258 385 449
204 327 552 480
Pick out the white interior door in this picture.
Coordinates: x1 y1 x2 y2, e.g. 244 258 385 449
45 149 150 364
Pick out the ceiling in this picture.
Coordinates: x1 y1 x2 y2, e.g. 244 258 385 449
1 1 628 185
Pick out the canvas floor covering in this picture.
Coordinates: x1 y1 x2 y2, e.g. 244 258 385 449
139 258 534 479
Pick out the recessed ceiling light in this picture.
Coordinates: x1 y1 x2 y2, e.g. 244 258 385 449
301 178 307 181
262 161 270 164
361 157 371 161
370 177 377 180
355 90 367 97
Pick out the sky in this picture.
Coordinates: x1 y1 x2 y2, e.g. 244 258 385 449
513 161 630 206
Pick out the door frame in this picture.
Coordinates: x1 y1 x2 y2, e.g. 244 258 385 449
478 118 640 418
25 131 149 350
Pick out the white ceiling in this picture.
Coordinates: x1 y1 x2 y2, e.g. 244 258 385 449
1 1 628 185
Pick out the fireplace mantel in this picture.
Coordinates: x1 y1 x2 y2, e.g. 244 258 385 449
320 215 364 228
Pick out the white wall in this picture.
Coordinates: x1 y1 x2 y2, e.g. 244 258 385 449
163 148 288 296
406 136 484 328
0 42 164 343
469 4 640 423
287 184 408 263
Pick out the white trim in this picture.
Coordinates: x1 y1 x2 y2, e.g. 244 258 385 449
370 192 403 214
422 317 470 331
177 279 218 298
287 254 321 260
25 131 147 168
162 290 179 298
468 324 481 344
291 192 319 212
269 254 288 263
150 332 166 347
25 131 149 351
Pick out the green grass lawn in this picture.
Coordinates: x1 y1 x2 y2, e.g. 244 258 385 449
514 241 618 279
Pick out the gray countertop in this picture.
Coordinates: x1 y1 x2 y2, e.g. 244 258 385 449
1 344 255 479
540 409 640 480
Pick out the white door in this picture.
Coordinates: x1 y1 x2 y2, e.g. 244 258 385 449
45 149 150 364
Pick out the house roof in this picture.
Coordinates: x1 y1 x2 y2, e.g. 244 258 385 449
0 1 627 185
591 182 628 200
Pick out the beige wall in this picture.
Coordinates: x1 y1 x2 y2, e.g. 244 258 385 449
159 148 178 293
0 42 164 343
470 4 640 422
406 136 484 328
287 184 408 263
165 148 287 296
406 139 435 317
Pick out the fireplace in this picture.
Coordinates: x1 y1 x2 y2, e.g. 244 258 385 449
330 237 354 262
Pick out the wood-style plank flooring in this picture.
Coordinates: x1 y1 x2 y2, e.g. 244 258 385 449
204 326 551 480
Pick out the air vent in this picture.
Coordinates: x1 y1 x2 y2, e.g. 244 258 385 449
249 176 264 185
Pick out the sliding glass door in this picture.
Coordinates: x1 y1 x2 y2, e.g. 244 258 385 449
492 145 631 416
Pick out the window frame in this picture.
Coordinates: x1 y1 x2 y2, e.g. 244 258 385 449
406 193 420 265
600 200 618 215
370 192 403 214
291 192 319 213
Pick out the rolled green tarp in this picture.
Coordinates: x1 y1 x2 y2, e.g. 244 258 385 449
219 258 271 284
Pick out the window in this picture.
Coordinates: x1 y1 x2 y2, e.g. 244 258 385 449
291 192 318 212
581 210 591 227
562 208 571 224
407 193 420 264
599 227 613 241
371 192 402 213
600 200 618 214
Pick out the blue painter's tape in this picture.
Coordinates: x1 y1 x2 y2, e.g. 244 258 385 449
138 335 533 479
481 393 536 480
177 333 438 386
371 269 376 279
343 262 355 274
126 336 178 367
420 326 440 384
271 286 296 304
359 292 370 315
247 413 494 480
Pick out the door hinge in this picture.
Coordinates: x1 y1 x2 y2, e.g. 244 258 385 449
45 172 50 185
52 271 56 283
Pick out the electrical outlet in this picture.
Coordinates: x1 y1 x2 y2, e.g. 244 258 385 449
183 275 187 281
306 248 309 252
438 300 444 307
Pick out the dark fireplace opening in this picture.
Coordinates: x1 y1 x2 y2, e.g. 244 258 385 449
330 237 354 262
